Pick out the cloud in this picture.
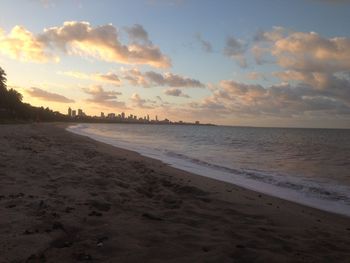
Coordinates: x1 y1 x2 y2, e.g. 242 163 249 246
249 27 350 116
272 32 350 73
254 26 287 43
273 70 306 82
96 72 121 85
83 85 126 109
0 21 170 68
251 45 271 65
223 36 247 67
39 21 171 68
247 72 266 80
61 71 121 86
26 87 74 103
253 27 350 73
164 88 190 98
130 93 156 109
0 26 58 62
195 33 213 53
122 68 205 88
122 68 149 87
190 79 350 119
125 24 151 45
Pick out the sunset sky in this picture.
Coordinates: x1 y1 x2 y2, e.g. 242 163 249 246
1 0 350 128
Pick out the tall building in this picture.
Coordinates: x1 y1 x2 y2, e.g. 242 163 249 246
68 107 72 117
101 112 105 118
155 115 158 121
78 109 83 116
107 113 115 118
121 112 125 119
147 114 150 121
72 110 76 117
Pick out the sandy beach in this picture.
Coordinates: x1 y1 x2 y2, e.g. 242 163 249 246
0 123 349 263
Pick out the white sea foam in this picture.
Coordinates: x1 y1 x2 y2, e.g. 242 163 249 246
67 123 350 217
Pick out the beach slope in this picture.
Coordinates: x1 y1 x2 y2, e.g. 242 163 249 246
0 124 349 262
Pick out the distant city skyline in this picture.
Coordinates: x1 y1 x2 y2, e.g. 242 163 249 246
1 1 350 128
66 106 203 125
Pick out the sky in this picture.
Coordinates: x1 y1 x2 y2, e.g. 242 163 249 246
1 0 350 128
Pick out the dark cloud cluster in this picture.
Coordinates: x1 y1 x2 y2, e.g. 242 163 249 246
164 88 190 98
125 24 151 45
195 33 213 53
122 68 205 88
96 72 121 85
196 27 350 119
191 79 350 118
223 36 247 67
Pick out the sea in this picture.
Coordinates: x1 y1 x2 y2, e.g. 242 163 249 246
67 123 350 217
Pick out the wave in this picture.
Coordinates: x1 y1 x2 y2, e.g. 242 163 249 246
165 151 350 203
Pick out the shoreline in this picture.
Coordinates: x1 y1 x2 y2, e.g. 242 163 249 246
67 123 350 218
1 123 350 262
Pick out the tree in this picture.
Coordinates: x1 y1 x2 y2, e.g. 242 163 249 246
6 88 23 109
0 67 6 90
0 66 68 121
0 67 7 107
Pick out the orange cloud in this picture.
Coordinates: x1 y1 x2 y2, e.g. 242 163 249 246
254 27 350 73
272 32 350 73
0 22 170 68
0 26 58 62
39 21 170 67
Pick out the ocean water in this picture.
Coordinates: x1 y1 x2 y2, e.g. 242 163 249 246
67 123 350 216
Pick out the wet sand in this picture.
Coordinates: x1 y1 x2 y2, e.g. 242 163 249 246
0 123 349 262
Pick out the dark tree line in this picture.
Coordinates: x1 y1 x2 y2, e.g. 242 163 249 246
0 66 68 122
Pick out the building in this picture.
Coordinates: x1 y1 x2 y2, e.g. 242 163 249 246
155 115 158 121
68 107 72 117
101 112 105 118
78 109 83 117
107 113 115 118
72 110 76 117
121 112 125 119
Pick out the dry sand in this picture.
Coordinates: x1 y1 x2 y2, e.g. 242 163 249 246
0 123 349 263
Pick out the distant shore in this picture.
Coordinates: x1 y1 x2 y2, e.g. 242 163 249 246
1 123 349 262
